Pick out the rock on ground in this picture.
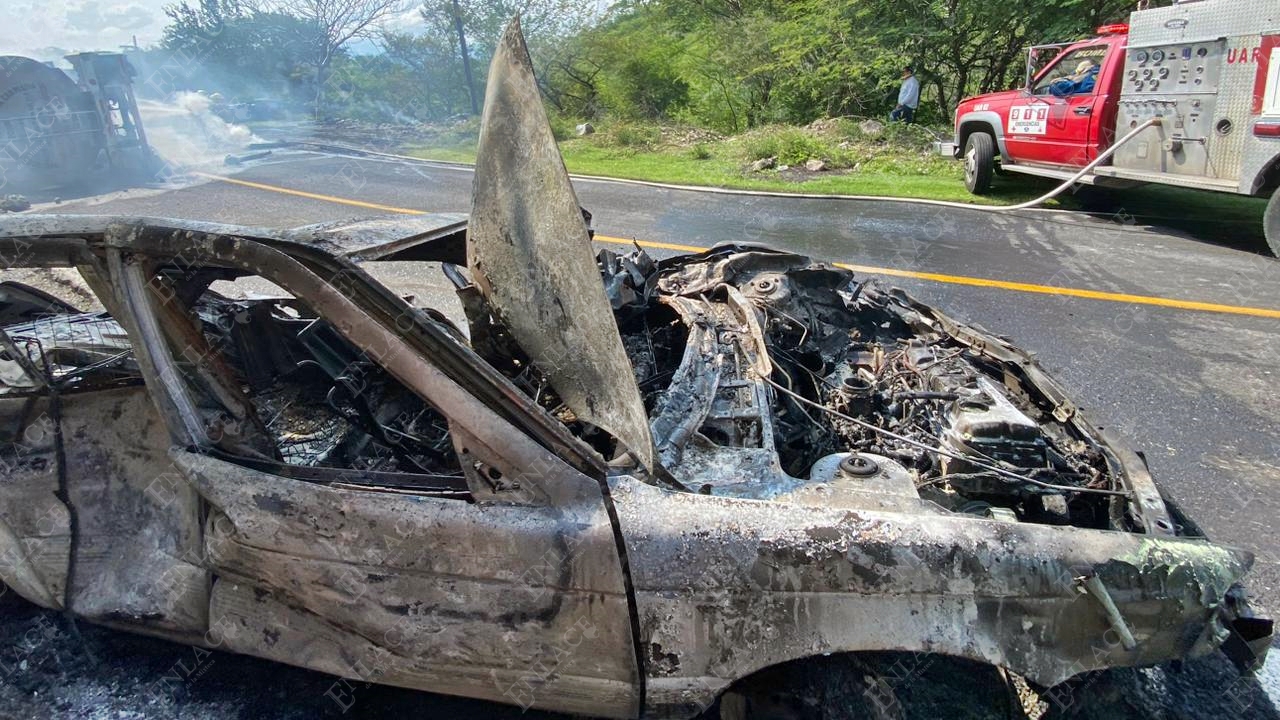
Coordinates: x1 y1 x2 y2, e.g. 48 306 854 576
859 119 885 137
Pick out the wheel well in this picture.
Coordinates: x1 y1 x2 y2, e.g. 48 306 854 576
1251 154 1280 197
712 651 1017 719
958 121 1000 161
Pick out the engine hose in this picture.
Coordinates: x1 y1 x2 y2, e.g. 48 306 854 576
964 116 1163 212
757 371 1129 496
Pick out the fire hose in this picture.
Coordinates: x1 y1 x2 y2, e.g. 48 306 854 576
962 116 1162 212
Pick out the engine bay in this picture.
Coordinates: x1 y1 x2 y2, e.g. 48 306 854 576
599 246 1133 530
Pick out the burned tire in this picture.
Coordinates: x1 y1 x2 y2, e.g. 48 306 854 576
963 132 996 195
717 667 899 720
1265 185 1280 257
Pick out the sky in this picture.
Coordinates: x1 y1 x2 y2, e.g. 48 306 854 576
0 0 171 60
1 0 614 63
0 0 427 62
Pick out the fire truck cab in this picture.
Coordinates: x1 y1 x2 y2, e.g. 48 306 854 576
942 0 1280 255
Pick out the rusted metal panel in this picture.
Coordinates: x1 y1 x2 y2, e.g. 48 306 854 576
0 386 207 632
611 476 1253 717
59 387 207 634
0 395 68 610
175 450 641 718
285 213 469 262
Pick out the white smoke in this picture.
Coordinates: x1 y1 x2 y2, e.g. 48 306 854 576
137 91 262 169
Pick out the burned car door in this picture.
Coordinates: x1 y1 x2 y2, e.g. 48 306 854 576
3 225 642 719
0 279 208 634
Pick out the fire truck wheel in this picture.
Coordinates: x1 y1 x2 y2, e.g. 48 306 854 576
1265 186 1280 257
963 132 996 195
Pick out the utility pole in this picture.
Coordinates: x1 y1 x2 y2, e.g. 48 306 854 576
450 0 479 115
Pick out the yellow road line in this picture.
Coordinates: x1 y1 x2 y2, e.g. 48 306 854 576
192 171 425 215
196 172 1280 320
830 262 1280 319
594 234 709 254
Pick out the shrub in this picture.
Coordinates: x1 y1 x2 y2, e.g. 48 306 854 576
777 128 824 165
689 143 712 160
547 113 577 142
879 120 940 149
740 126 830 165
740 132 780 162
610 123 661 148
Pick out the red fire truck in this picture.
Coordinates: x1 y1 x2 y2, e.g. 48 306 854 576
939 0 1280 254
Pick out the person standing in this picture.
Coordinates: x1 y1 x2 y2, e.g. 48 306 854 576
891 65 919 123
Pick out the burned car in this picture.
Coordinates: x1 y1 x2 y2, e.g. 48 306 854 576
0 19 1271 720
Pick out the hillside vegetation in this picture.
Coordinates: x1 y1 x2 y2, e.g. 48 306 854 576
149 0 1212 206
402 117 1050 203
154 0 1147 128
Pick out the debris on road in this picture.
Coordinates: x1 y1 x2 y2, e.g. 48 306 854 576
0 195 30 212
224 150 274 166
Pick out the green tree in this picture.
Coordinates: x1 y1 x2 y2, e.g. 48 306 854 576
544 0 1151 127
418 0 599 115
263 0 409 116
378 30 473 117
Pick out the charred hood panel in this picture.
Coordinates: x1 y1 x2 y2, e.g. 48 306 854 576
467 20 655 473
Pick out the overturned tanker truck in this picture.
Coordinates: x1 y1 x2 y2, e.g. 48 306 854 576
0 52 160 195
0 19 1270 720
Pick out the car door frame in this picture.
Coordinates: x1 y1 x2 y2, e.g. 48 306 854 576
101 221 645 719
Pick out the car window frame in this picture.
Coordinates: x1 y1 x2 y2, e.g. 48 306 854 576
99 222 603 507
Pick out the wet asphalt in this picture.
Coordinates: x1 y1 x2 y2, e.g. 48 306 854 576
10 149 1280 718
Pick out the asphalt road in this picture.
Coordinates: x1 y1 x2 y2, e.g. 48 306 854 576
5 149 1280 718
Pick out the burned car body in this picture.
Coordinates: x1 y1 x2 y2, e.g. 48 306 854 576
0 19 1271 720
0 212 1269 719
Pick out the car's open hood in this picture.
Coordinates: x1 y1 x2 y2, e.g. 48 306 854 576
465 19 656 474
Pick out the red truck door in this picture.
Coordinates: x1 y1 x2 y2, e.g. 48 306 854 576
1004 41 1118 167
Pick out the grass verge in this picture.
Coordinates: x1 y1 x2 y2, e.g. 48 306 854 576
404 118 1047 205
409 141 1043 205
401 118 1270 247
